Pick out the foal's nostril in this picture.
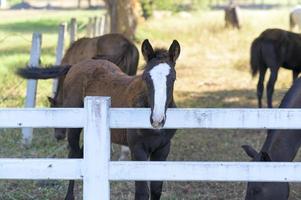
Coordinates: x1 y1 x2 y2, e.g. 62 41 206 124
150 117 166 129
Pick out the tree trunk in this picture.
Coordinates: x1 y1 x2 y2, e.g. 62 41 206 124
104 0 140 40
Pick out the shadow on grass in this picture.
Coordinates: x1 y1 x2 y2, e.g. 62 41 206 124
0 45 55 56
176 88 288 108
0 20 63 34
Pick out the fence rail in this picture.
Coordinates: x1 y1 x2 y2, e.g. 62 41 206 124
2 96 301 199
3 108 301 129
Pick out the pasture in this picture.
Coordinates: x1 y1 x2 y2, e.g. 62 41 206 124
0 8 300 200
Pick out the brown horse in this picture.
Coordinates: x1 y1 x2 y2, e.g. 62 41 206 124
50 33 139 139
250 28 301 108
17 39 181 200
61 33 139 75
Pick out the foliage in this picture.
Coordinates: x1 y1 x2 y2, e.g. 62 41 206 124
151 0 210 12
7 0 22 6
140 0 153 19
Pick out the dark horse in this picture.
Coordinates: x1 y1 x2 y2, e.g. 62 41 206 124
17 39 180 200
242 77 301 200
251 28 301 108
50 33 139 140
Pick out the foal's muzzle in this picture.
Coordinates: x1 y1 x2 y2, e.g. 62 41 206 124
150 116 166 129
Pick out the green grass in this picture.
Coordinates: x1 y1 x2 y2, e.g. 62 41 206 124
1 8 301 200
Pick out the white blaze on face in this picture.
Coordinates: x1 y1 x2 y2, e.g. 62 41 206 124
149 63 171 124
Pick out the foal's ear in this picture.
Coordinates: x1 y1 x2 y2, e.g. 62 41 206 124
242 145 258 159
260 151 272 161
168 40 181 63
47 96 56 107
141 39 155 62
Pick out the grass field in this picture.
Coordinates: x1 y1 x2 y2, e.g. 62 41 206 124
0 8 300 200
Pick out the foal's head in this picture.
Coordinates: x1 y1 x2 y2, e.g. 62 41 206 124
141 39 180 129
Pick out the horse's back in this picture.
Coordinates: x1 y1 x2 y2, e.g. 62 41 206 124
96 33 131 55
64 58 136 146
61 34 130 64
259 28 288 41
279 77 301 108
62 34 138 76
61 37 97 65
64 59 133 106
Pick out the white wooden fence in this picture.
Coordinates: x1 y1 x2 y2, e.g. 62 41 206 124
3 96 301 199
22 14 109 146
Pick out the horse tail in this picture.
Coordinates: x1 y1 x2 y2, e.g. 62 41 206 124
93 38 139 76
250 37 262 77
126 42 139 75
289 12 295 31
17 65 72 79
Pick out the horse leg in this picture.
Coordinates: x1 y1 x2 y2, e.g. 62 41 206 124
257 66 267 108
65 128 82 200
150 142 171 200
293 70 299 83
131 144 150 200
266 67 279 108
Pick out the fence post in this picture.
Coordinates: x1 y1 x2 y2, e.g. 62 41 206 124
83 96 111 200
99 16 105 36
22 32 42 146
93 16 98 37
0 0 6 9
70 18 77 46
52 23 66 98
104 12 111 34
86 17 93 37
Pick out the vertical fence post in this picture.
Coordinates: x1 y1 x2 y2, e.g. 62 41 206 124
93 16 98 37
99 16 105 36
52 23 66 98
84 96 111 200
105 12 111 34
86 17 93 37
70 18 77 46
0 0 6 9
22 32 42 146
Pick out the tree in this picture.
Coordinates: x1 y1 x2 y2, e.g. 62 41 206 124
104 0 141 40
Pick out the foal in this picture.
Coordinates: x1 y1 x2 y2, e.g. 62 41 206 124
18 39 181 200
242 77 301 200
51 33 139 140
